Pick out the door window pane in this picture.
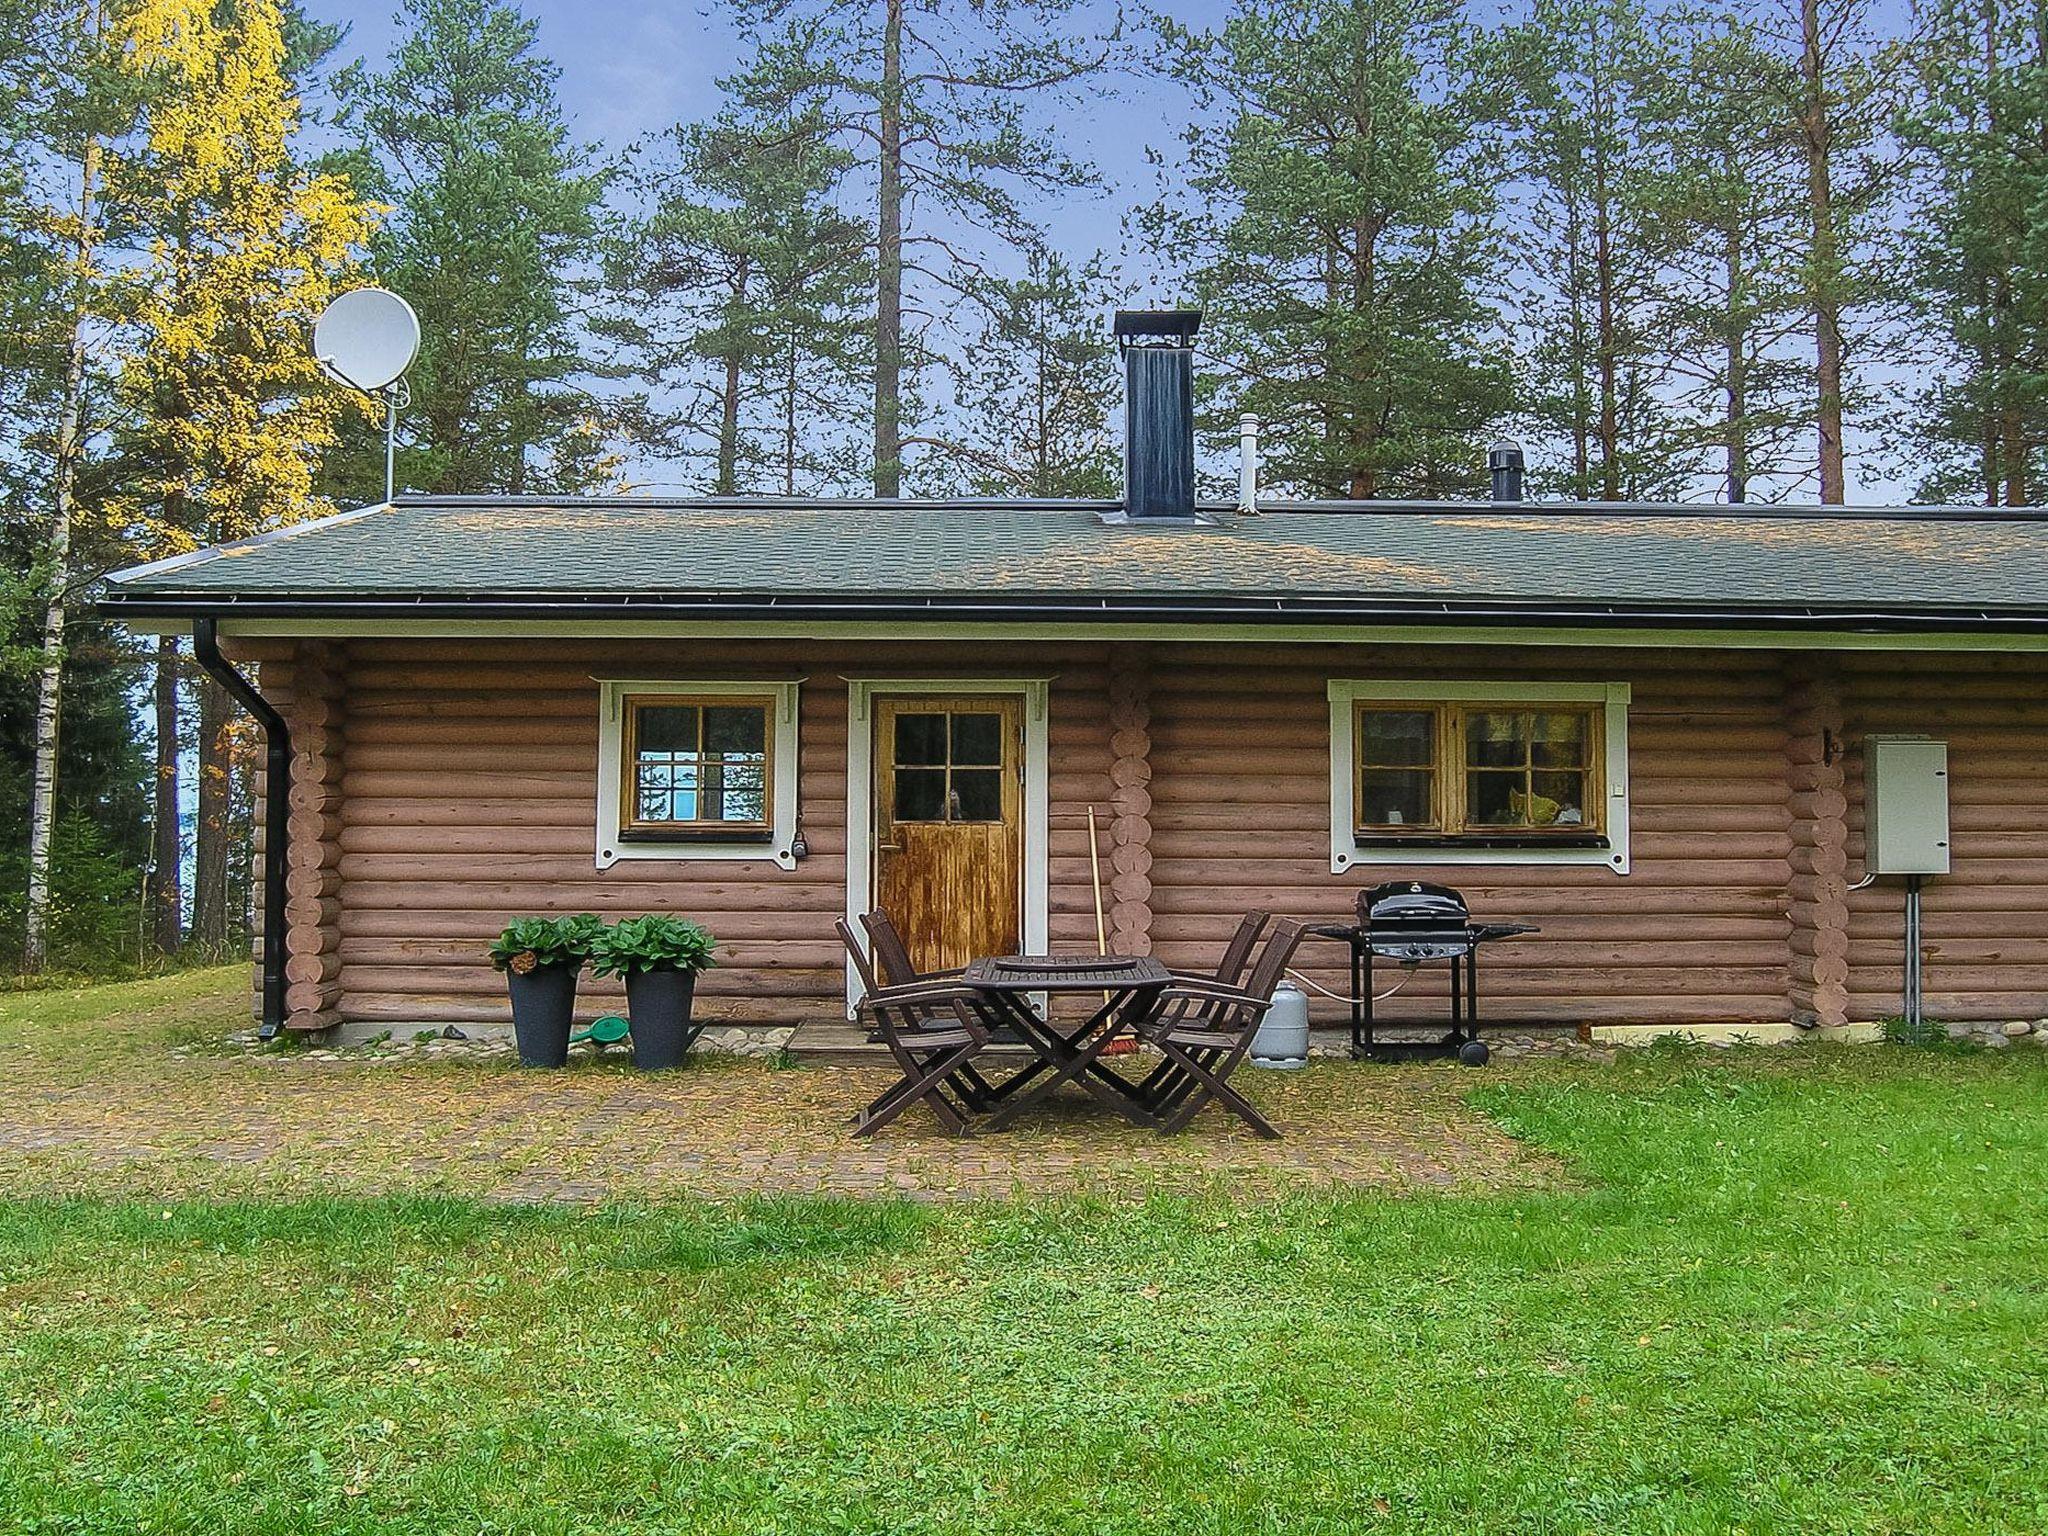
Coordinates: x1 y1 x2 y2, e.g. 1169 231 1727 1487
895 714 947 766
951 769 1003 821
888 706 1011 824
894 768 947 822
950 713 1003 766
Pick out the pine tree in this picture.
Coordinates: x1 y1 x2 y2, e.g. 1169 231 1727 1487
338 0 607 497
111 0 378 956
1746 0 1906 503
1901 0 2048 504
1638 5 1811 501
602 104 867 495
1500 0 1686 500
1147 0 1512 500
934 248 1119 498
723 0 1114 496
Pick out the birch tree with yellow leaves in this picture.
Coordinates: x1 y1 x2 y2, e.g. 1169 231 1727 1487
112 0 378 954
11 0 136 973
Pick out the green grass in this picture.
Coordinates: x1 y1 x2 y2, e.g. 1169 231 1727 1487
2 984 2046 1531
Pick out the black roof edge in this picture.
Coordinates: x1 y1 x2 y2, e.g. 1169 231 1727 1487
357 492 2048 524
95 588 2048 634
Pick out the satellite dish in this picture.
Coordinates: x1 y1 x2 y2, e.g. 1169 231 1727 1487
312 287 419 393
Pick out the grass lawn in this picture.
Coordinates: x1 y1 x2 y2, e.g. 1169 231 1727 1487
2 976 2045 1532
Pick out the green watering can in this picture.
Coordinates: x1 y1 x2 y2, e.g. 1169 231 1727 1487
569 1015 631 1047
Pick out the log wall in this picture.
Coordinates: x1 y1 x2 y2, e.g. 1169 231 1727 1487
223 634 2048 1032
1842 653 2048 1025
323 638 1110 1026
1145 643 1797 1026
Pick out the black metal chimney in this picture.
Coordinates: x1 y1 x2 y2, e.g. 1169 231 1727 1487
1114 309 1201 521
1489 440 1525 502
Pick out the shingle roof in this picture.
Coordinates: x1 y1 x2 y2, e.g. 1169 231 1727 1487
102 495 2048 631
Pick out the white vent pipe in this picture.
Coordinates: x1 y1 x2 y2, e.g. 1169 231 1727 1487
1237 414 1260 516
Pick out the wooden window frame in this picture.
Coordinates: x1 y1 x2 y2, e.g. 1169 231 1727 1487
1329 680 1631 873
596 679 802 871
617 692 776 840
1351 701 1607 841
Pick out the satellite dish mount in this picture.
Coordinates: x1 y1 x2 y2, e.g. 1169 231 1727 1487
311 288 421 504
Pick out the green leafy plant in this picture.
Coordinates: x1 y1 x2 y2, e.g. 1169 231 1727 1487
589 915 718 979
488 914 605 975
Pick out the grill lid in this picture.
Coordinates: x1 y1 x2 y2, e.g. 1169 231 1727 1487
1359 880 1471 929
1359 881 1475 959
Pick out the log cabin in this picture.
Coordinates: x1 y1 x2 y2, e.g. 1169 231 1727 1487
102 311 2048 1049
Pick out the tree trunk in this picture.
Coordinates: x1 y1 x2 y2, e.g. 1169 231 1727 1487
716 349 743 495
1591 108 1620 501
190 673 232 956
148 636 184 954
1800 0 1848 504
783 328 799 495
873 0 904 496
1565 189 1591 497
1724 198 1748 504
1347 215 1378 500
716 256 748 495
23 132 101 974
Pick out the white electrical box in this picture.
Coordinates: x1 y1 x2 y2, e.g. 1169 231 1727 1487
1865 736 1950 875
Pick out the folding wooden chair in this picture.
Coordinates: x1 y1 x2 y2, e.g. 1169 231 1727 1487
1138 919 1306 1139
855 909 1008 1103
837 919 995 1137
1134 908 1271 1101
859 909 963 986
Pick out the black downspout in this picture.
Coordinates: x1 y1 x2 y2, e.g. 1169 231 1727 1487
191 617 290 1039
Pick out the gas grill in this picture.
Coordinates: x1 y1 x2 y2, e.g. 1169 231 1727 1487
1307 882 1537 1063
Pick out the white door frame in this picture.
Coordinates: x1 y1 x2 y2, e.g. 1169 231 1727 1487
844 678 1050 1014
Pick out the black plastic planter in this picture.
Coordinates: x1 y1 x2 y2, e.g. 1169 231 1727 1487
505 962 579 1067
625 966 702 1070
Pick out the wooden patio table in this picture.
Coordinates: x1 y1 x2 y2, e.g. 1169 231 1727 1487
960 955 1174 1130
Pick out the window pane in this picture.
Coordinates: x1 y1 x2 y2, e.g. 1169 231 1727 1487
1361 709 1435 767
1466 711 1529 768
704 705 766 755
1360 768 1433 827
636 758 698 820
894 768 946 822
706 761 765 823
1532 712 1589 767
1531 770 1589 826
1466 770 1527 825
895 714 947 767
951 769 1003 821
637 704 698 753
950 713 1003 767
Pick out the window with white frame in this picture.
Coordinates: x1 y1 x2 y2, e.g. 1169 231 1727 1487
596 679 801 870
1328 680 1630 872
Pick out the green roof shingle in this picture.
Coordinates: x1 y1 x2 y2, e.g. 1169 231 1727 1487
102 495 2048 626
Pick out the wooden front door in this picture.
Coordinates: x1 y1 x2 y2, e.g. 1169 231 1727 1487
872 694 1024 975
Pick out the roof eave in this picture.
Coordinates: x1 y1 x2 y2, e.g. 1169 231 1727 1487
94 587 2048 636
